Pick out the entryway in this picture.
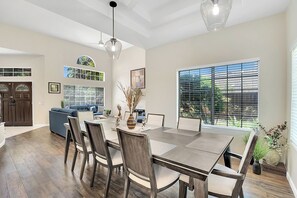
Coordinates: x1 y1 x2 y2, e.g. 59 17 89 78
0 82 32 126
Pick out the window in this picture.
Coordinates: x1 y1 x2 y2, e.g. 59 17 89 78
63 85 104 107
77 55 95 67
179 60 259 128
291 47 297 148
0 68 31 77
64 66 104 81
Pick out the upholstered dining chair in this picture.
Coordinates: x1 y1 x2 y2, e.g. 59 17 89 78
84 121 123 197
146 113 165 127
123 111 137 121
117 128 180 198
177 117 202 132
179 131 258 198
67 116 92 180
77 111 93 124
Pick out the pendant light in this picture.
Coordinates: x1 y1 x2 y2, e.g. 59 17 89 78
200 0 232 32
98 32 104 48
105 1 122 60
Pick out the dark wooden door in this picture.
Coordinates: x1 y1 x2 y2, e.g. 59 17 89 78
0 82 32 126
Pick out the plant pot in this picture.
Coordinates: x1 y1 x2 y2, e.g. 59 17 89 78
265 149 281 166
253 161 261 175
127 113 136 129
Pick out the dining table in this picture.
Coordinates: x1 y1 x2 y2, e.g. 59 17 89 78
64 117 233 198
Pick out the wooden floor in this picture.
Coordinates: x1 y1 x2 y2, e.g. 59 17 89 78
0 127 294 198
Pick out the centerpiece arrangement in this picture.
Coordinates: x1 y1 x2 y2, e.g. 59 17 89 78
118 83 142 129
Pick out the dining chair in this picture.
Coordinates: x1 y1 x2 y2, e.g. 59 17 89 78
146 113 165 127
179 131 258 198
124 111 137 121
117 128 180 198
77 111 94 123
67 116 92 180
177 117 202 132
84 121 123 197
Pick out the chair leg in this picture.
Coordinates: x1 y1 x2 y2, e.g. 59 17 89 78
239 188 244 198
104 168 112 198
79 154 87 180
124 175 130 198
150 191 157 198
90 160 97 187
179 180 188 198
86 153 89 164
71 150 78 172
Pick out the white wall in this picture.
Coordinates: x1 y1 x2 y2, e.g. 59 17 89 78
146 14 287 152
112 46 146 114
286 0 297 196
0 23 112 124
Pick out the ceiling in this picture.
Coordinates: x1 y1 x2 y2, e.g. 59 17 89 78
0 0 290 52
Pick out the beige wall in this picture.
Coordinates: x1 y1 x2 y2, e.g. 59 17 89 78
146 14 287 153
112 46 146 114
0 23 112 124
286 0 297 196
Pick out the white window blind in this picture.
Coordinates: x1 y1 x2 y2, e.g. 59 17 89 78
179 61 258 128
291 46 297 147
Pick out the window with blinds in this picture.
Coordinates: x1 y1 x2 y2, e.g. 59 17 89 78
179 61 259 128
291 47 297 147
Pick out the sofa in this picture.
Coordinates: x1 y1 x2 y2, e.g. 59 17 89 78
49 104 103 137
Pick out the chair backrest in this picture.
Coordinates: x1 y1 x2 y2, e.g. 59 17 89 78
77 111 93 124
146 113 165 127
68 116 85 149
177 117 202 132
84 121 111 165
117 128 157 189
124 111 137 121
238 131 258 174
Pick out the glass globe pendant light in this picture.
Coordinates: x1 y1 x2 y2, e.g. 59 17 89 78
200 0 232 31
105 1 122 60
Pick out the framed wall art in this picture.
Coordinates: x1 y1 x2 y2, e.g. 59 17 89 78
48 82 61 94
130 68 145 89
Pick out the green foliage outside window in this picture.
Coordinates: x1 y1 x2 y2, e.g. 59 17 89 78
77 55 95 67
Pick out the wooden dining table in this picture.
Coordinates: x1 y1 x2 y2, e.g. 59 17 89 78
64 118 233 198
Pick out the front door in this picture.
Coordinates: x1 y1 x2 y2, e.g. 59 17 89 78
0 82 32 126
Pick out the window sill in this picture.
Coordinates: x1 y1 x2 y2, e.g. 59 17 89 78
201 124 251 135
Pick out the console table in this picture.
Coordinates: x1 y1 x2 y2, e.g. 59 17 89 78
0 122 5 148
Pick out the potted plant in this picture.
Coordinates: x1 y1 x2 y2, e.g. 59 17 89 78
252 139 269 175
258 121 287 166
243 133 269 175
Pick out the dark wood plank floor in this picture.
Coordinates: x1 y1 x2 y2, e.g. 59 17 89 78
0 127 295 198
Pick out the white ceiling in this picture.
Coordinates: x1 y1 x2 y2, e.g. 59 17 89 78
0 0 290 52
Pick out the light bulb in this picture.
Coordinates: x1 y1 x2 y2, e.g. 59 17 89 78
212 4 220 16
111 45 116 52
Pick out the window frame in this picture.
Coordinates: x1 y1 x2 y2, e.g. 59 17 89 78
291 45 297 149
177 58 260 129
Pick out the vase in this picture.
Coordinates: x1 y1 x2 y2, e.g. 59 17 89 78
253 161 261 175
265 149 281 166
127 113 136 129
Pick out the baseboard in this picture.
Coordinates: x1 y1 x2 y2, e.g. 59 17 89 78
287 172 297 197
0 139 5 148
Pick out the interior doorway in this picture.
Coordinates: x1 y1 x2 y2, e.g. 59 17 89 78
0 82 32 126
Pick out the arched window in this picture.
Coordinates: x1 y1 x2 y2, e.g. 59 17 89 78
0 84 9 92
15 84 29 92
77 55 96 67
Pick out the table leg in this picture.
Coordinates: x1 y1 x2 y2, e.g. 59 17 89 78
193 176 208 198
64 126 71 164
